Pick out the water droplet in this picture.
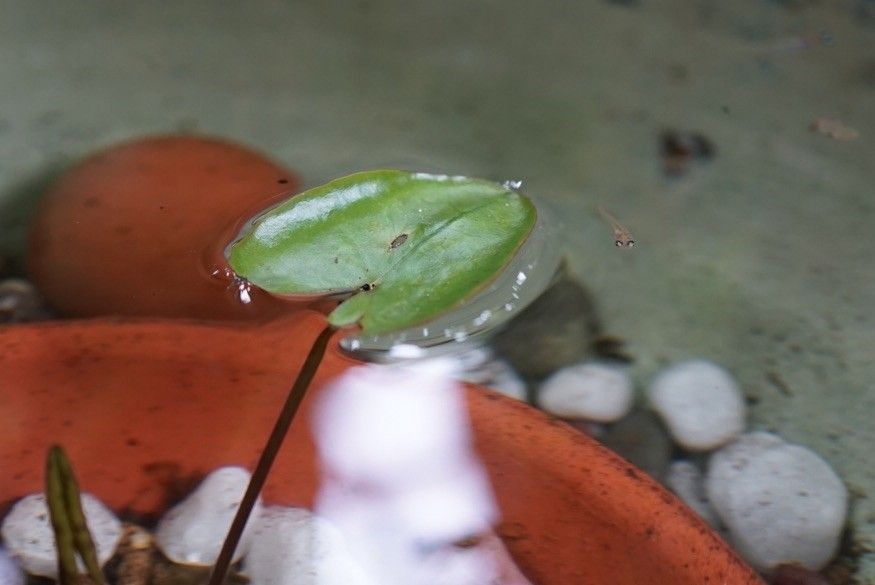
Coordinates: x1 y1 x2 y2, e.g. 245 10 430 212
237 287 251 304
221 273 254 305
210 266 236 281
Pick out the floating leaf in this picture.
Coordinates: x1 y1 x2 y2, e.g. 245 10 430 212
227 170 537 335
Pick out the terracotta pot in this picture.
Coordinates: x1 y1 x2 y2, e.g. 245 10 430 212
0 314 763 584
27 135 312 322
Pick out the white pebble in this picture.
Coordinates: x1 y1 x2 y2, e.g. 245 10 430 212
665 460 722 529
242 506 373 585
0 493 121 579
705 431 786 518
483 360 528 401
0 547 24 585
457 351 527 402
647 359 744 450
155 466 261 565
454 346 495 372
538 362 633 422
707 440 847 571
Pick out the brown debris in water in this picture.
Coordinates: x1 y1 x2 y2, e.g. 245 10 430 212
659 129 715 176
771 564 830 585
23 522 249 585
112 524 155 585
810 117 859 142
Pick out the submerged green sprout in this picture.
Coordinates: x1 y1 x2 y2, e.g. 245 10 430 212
227 170 537 335
45 445 106 585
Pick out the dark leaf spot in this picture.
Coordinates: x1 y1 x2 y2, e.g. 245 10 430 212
390 233 409 249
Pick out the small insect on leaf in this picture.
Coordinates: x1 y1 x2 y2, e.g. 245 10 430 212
390 233 408 249
226 170 537 334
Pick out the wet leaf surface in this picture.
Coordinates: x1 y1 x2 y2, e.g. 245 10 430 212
227 170 536 334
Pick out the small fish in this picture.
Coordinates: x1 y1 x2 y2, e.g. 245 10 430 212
597 206 635 249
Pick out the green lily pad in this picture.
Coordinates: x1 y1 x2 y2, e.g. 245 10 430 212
226 170 537 334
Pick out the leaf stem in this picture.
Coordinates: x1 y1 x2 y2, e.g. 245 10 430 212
207 324 335 585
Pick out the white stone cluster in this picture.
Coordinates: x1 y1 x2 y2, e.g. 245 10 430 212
0 466 257 581
643 360 847 572
526 352 848 575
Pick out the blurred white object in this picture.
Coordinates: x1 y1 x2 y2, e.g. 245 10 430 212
706 434 847 571
665 460 722 529
0 547 24 585
154 466 261 565
538 362 633 422
647 359 745 450
0 493 121 579
242 506 376 585
392 344 527 401
314 358 531 585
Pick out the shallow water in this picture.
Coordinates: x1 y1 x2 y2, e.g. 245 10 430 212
1 0 873 581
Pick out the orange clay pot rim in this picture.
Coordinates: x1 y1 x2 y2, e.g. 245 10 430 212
1 316 761 583
7 317 712 528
